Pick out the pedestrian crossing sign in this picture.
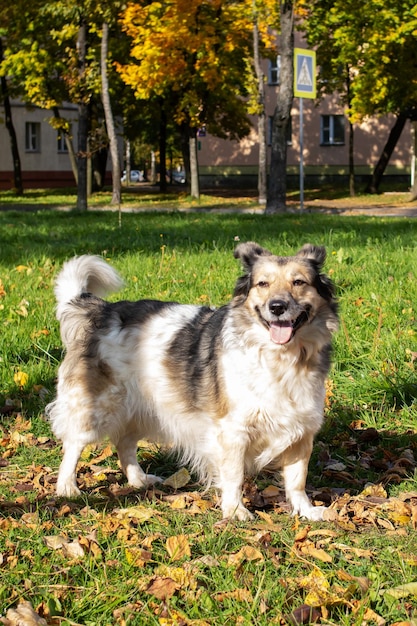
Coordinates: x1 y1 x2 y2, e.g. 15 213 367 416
294 48 316 99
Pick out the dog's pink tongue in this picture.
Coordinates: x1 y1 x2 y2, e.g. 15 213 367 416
270 321 293 345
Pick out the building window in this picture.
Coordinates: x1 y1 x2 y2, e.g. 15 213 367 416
268 115 292 146
57 132 68 153
320 115 345 145
25 122 41 152
268 56 281 85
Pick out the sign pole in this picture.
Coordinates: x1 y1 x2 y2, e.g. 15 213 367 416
299 96 304 211
294 48 316 212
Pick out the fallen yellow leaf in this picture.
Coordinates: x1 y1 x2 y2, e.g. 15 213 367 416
164 467 191 489
14 371 29 387
227 545 264 566
166 534 191 561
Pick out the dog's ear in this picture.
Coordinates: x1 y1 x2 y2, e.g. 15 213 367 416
233 242 271 299
296 245 336 302
234 242 272 272
295 244 326 269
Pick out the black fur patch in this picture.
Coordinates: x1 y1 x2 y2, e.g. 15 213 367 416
166 306 230 411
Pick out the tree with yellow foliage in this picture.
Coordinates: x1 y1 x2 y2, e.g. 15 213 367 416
117 0 263 198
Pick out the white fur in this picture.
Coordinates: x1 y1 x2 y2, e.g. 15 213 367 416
47 250 338 521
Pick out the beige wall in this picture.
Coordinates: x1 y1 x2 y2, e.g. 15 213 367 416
198 92 412 178
0 102 79 170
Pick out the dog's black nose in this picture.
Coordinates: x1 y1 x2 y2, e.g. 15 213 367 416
269 300 289 316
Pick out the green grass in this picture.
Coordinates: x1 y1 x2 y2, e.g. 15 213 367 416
1 202 417 624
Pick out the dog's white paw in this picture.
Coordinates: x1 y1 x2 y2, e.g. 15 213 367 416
128 473 162 489
293 504 326 522
222 504 255 521
56 482 81 498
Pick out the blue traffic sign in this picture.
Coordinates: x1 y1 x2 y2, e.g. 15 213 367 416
294 49 316 99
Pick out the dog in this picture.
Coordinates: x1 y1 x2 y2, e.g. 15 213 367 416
46 242 338 521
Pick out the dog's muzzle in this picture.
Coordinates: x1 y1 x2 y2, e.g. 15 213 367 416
268 299 310 345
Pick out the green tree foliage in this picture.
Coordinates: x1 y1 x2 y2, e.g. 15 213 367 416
303 0 417 121
302 0 417 193
118 0 253 139
0 0 128 205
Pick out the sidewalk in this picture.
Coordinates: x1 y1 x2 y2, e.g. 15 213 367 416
303 198 417 217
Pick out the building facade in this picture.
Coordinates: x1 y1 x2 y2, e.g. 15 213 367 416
0 63 413 191
197 57 413 189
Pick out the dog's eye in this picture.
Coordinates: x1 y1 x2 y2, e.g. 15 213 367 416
257 281 269 288
293 279 306 287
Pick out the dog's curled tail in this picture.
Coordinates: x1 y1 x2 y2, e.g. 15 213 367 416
54 255 124 322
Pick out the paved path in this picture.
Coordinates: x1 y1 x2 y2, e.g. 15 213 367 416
1 199 416 217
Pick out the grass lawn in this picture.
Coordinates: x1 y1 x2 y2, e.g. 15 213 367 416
0 198 417 625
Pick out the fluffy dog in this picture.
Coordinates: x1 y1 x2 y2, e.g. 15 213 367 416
46 242 338 521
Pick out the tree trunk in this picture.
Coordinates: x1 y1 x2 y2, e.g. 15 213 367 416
180 123 191 188
346 67 355 196
0 38 23 195
265 0 294 214
77 20 88 210
252 11 267 204
348 120 355 196
150 150 157 184
52 106 78 184
101 22 121 205
159 106 167 192
365 111 407 194
410 120 417 201
125 138 131 184
189 128 200 200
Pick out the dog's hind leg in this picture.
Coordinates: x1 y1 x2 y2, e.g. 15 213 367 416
56 439 86 497
116 433 162 488
281 435 326 521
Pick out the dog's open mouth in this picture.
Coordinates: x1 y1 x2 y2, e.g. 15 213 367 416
269 312 309 345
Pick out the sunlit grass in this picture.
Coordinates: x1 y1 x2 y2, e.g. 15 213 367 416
0 208 417 624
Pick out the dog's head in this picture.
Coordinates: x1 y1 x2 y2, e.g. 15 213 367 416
233 242 338 345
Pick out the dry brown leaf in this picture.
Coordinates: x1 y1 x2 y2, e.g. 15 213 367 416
360 483 388 498
166 534 191 561
2 600 47 625
214 588 254 602
294 526 310 542
331 543 373 559
145 576 179 600
141 533 164 549
62 540 85 560
78 534 102 559
299 544 333 563
89 443 114 465
169 495 187 509
361 607 386 625
337 569 371 594
288 604 321 625
189 554 220 568
155 564 196 589
307 529 338 539
261 485 281 498
115 505 158 523
227 545 264 566
44 535 68 550
163 467 191 489
188 498 213 513
125 547 152 567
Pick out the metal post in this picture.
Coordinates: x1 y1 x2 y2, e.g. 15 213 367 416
299 97 304 211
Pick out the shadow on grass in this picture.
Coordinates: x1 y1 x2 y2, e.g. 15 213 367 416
1 208 416 267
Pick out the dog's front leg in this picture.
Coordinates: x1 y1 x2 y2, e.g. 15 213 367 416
116 432 161 488
281 435 326 521
56 439 86 497
215 430 254 521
